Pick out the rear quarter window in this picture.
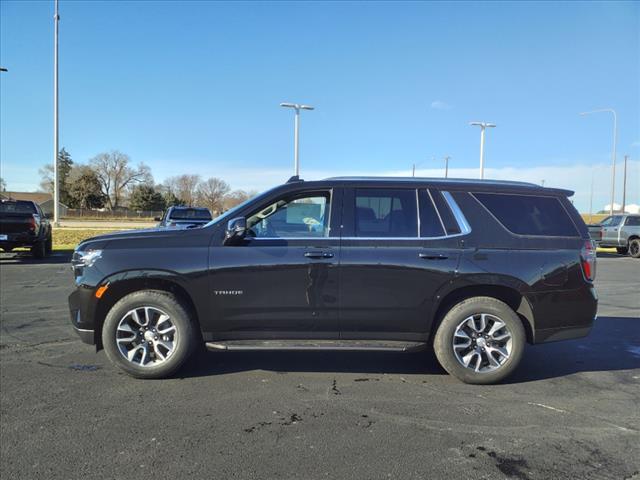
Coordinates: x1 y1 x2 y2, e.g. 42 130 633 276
474 193 579 237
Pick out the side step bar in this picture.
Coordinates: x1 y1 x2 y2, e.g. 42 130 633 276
205 340 428 352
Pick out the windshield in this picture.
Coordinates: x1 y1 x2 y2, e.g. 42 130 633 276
169 208 212 221
600 215 623 227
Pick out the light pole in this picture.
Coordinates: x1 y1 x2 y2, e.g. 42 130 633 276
470 122 496 179
53 0 60 226
580 108 617 216
280 102 314 178
444 156 450 178
622 155 628 213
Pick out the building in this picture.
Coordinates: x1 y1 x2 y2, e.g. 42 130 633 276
0 191 69 216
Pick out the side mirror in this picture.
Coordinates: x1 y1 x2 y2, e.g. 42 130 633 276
224 217 247 245
154 217 161 222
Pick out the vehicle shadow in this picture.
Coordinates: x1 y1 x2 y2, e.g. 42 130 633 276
179 316 640 383
0 250 73 264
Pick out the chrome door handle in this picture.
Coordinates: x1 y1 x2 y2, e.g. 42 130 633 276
304 251 333 259
419 253 448 260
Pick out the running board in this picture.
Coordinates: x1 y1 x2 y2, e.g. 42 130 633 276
205 340 427 352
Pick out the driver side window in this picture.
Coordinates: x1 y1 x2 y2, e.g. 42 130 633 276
247 192 330 238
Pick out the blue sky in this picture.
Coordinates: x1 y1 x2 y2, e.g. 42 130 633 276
1 0 638 212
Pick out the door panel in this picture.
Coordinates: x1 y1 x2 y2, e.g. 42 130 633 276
207 188 342 339
338 187 461 340
339 240 460 338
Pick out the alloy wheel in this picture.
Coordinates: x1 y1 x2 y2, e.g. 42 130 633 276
115 307 178 367
452 313 513 373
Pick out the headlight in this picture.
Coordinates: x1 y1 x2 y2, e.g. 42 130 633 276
72 249 102 268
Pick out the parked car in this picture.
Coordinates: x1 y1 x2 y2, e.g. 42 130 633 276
155 206 212 229
0 199 52 258
69 176 597 384
590 214 640 257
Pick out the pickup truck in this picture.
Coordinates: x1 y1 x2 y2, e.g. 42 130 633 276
0 200 53 258
590 214 640 258
155 206 213 229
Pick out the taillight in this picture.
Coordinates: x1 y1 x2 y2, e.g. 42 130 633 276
28 215 37 232
581 240 596 282
598 228 603 240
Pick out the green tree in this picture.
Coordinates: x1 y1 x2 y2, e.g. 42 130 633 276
67 165 105 209
39 147 74 204
129 184 166 211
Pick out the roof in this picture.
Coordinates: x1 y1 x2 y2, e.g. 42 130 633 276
315 176 574 196
324 176 538 188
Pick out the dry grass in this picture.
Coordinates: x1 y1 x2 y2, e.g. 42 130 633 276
580 213 609 225
53 227 141 250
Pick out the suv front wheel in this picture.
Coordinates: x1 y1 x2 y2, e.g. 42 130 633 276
102 290 196 379
433 297 525 384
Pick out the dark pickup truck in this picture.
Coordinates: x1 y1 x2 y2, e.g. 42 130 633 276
0 200 53 258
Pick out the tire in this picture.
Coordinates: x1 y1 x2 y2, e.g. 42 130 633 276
616 247 628 255
433 296 525 385
102 290 197 379
31 241 46 259
45 234 53 254
629 239 640 259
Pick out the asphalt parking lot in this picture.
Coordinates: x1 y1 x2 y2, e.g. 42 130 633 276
1 252 638 480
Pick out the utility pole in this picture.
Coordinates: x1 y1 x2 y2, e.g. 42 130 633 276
580 109 617 216
622 155 628 214
444 156 450 178
53 0 60 226
589 172 594 224
412 163 416 177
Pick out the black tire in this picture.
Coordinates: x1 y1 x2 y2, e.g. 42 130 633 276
433 296 526 385
629 239 640 259
31 241 46 259
45 234 53 254
616 247 628 255
102 290 197 379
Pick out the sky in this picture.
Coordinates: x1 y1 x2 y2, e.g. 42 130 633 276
1 0 639 212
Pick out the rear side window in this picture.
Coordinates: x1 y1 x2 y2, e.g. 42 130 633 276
418 191 445 237
0 201 37 214
625 216 640 226
355 189 417 237
474 193 578 237
430 190 461 235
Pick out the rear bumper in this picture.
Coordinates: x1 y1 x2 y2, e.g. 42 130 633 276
529 285 597 344
533 320 594 343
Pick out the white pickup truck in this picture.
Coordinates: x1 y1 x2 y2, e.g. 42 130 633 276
590 214 640 258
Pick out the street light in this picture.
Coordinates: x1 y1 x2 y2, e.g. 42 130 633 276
579 108 617 216
53 0 60 226
470 122 496 179
444 156 450 178
280 102 314 178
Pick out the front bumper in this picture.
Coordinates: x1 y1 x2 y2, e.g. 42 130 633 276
69 288 97 345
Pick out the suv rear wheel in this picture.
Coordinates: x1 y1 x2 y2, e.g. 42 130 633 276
629 239 640 258
102 290 196 379
433 297 525 384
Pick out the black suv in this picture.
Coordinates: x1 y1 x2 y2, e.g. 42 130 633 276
69 177 597 384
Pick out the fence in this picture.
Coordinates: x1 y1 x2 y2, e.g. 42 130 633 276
63 208 163 220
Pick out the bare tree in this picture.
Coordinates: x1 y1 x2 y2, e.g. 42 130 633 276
223 189 258 210
164 174 201 206
196 177 230 214
89 151 151 210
